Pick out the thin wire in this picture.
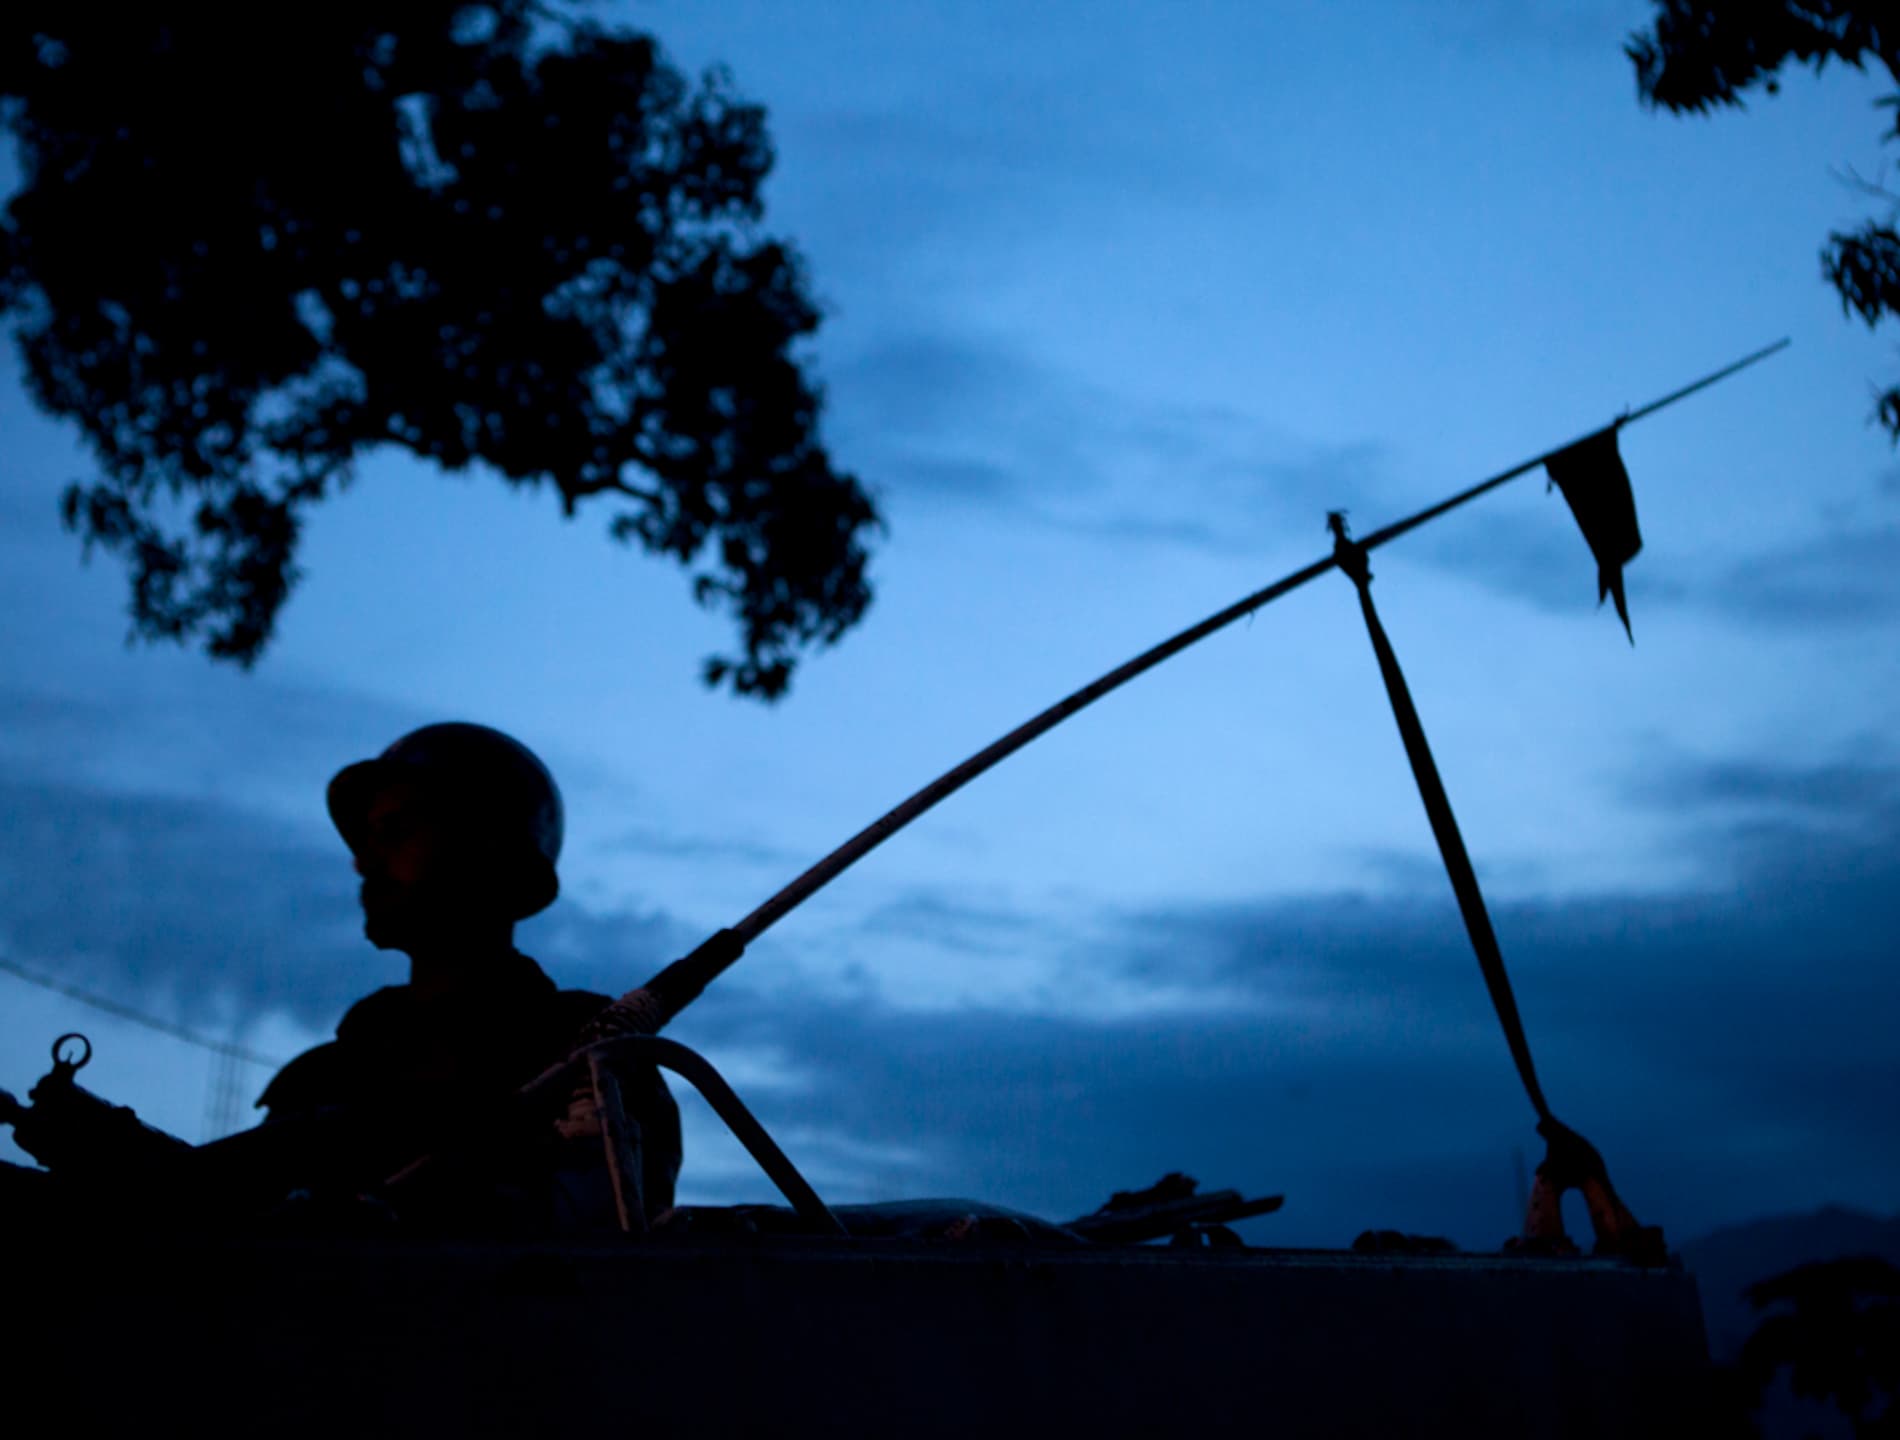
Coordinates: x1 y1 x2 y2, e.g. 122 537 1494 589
202 1044 246 1142
0 954 286 1069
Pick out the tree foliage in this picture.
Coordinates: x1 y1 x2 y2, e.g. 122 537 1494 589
1738 1256 1900 1437
1629 3 1900 440
0 4 879 698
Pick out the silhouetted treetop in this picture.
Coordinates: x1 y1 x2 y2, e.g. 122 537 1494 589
1629 3 1900 441
0 4 879 698
1628 2 1894 111
1738 1256 1900 1436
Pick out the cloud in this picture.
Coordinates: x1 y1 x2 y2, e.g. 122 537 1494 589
827 329 1101 515
1037 435 1395 559
0 664 432 835
1699 525 1900 628
830 321 1399 561
0 759 714 1034
658 751 1900 1241
600 823 803 870
0 770 377 1031
777 47 1264 283
1350 843 1552 898
1414 497 1900 631
1399 0 1638 59
839 335 1890 627
857 889 1062 957
1408 495 1689 622
1632 755 1900 819
5 681 1895 1250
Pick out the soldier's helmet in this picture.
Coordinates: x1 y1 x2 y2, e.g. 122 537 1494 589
326 722 564 919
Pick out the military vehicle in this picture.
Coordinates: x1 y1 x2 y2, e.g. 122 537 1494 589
7 351 1797 1435
4 1024 1708 1437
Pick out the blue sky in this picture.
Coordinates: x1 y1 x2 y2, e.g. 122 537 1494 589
2 0 1897 1248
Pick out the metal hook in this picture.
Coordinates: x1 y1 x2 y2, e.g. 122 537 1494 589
52 1032 92 1074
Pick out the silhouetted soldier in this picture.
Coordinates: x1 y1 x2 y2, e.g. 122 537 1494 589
250 721 682 1229
2 722 681 1234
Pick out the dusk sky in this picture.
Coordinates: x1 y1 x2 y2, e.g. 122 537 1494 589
3 1 1897 1250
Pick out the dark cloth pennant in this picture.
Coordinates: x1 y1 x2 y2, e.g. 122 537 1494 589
1545 426 1642 641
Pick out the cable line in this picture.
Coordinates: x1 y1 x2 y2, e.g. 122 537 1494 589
0 954 287 1069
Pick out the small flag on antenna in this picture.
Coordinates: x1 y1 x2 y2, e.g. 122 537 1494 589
1545 427 1642 641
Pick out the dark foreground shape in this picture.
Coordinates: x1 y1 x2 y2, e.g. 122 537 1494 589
13 1229 1709 1437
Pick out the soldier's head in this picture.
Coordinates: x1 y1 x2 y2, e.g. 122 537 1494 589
326 723 564 952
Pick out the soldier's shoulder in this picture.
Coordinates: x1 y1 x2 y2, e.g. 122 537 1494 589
255 1040 350 1117
334 985 413 1045
254 986 410 1116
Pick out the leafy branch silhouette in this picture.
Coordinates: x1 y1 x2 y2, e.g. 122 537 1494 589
1630 2 1900 440
1 5 880 697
